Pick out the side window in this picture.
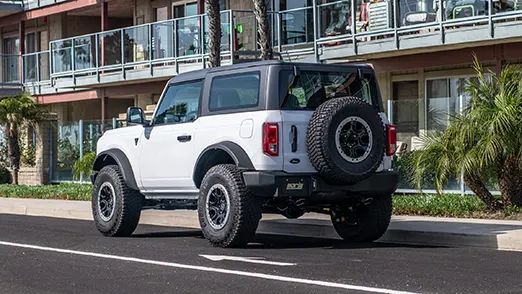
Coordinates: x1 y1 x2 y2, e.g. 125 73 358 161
153 80 202 125
209 72 260 111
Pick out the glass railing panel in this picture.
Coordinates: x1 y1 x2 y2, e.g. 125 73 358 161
39 51 50 81
74 35 96 70
51 39 72 74
98 30 123 67
280 7 314 46
81 120 116 154
399 0 438 27
124 25 150 64
1 54 20 84
389 97 462 191
152 20 175 60
203 11 232 54
176 15 202 57
54 121 81 182
390 98 423 151
23 53 37 83
446 0 487 20
426 96 461 132
317 0 353 38
22 51 50 84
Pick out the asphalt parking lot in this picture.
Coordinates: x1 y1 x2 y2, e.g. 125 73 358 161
1 213 522 294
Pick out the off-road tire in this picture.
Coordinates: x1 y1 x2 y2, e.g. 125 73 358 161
332 195 392 242
92 165 143 237
307 96 385 184
198 164 261 248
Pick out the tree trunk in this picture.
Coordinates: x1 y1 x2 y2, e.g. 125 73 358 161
7 126 20 185
253 0 273 60
463 173 503 211
206 0 221 67
498 155 522 206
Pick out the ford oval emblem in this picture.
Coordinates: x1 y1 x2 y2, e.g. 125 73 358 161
290 158 300 164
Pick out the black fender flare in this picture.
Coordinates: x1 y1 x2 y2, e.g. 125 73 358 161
91 149 139 191
192 141 255 188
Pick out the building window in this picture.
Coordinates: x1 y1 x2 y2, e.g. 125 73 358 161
280 0 314 45
2 37 20 83
155 6 169 21
173 2 198 18
426 77 469 132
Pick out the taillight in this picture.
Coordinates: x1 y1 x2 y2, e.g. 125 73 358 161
263 123 279 156
387 124 397 156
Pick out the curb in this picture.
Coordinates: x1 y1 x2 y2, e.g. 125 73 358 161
2 198 522 251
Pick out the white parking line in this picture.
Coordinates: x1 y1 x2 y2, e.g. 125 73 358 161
0 240 419 294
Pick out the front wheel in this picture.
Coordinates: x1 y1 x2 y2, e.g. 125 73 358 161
331 195 392 242
92 165 143 237
198 164 262 248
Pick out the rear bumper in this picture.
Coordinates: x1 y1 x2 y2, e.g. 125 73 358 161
242 170 400 198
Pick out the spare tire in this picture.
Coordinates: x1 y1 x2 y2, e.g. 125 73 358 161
306 96 385 184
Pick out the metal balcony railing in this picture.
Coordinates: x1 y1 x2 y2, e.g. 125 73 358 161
21 0 69 10
28 3 522 87
48 11 244 86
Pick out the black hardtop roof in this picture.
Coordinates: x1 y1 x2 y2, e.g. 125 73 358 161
167 60 374 84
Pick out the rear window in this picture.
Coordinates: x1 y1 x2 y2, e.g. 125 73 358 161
279 70 376 110
209 72 260 111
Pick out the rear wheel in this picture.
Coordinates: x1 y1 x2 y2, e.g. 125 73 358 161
92 165 143 237
198 164 262 248
331 195 392 242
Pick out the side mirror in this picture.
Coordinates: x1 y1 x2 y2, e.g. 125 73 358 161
127 106 147 126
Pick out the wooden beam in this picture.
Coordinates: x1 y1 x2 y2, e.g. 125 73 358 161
102 80 167 97
368 46 498 73
34 90 99 104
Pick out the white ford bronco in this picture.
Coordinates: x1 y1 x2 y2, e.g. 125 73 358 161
90 60 399 247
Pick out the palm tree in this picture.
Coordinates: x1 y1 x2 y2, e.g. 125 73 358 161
253 0 273 60
408 57 522 210
206 0 221 67
0 92 46 184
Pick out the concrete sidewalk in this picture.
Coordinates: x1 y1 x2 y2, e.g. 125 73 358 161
2 197 522 251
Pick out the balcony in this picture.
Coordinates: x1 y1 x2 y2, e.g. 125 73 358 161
22 0 69 10
39 3 522 88
0 0 23 17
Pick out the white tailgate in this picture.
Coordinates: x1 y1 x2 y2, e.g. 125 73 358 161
280 110 317 173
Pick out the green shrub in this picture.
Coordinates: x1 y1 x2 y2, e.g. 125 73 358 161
73 152 96 180
393 151 435 188
0 183 92 201
392 193 522 219
0 165 11 184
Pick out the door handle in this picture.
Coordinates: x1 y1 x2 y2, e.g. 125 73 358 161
177 135 192 142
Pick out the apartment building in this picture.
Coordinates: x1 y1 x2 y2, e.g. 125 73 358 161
1 0 521 184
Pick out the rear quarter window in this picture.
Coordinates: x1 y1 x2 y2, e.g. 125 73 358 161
279 70 377 110
209 72 261 111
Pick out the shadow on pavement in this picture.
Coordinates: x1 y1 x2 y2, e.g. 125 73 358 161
249 233 446 250
132 230 203 238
